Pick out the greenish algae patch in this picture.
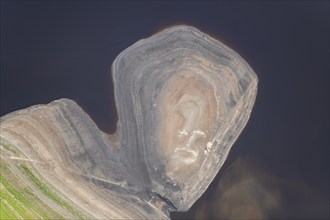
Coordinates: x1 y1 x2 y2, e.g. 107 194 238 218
0 142 17 155
1 173 43 219
20 164 88 219
0 198 20 219
0 163 64 219
0 141 88 219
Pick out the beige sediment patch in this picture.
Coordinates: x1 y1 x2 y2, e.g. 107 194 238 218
161 70 217 182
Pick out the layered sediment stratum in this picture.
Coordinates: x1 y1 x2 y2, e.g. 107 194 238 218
0 25 258 219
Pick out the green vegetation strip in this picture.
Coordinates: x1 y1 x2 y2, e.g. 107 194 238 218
20 164 87 219
1 174 40 219
0 142 88 219
1 161 65 219
0 198 18 219
0 142 17 155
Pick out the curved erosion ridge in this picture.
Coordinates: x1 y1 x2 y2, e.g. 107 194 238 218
0 25 258 219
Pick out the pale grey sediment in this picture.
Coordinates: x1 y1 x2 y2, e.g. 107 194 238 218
113 25 258 211
0 25 257 218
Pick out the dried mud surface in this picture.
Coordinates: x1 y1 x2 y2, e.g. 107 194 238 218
0 26 257 219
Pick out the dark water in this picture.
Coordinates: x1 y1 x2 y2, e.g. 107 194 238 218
1 1 329 219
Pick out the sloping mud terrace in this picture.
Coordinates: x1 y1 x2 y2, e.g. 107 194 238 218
0 26 257 219
0 100 167 219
